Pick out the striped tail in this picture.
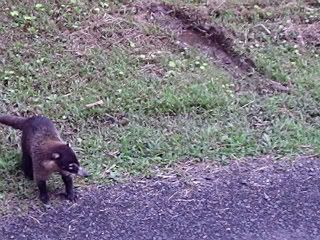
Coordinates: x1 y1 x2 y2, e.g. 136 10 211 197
0 115 27 130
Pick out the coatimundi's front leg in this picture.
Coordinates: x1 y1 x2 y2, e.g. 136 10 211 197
35 174 76 204
36 179 49 204
61 174 76 201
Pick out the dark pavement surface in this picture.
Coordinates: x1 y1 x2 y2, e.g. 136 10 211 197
1 157 320 240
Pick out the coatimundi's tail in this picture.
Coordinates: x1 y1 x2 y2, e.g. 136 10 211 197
0 115 27 130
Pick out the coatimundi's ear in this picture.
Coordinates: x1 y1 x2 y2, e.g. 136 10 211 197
52 152 60 160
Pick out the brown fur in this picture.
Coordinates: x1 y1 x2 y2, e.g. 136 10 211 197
0 115 88 203
0 115 26 130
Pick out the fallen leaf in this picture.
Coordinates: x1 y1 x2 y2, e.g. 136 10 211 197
85 100 104 108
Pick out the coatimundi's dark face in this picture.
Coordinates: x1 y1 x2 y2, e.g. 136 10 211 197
50 143 89 177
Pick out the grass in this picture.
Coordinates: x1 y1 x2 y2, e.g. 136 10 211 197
0 0 320 212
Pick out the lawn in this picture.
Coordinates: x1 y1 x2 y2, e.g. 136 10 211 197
0 0 319 212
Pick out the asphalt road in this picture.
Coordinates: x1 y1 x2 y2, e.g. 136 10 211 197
1 157 320 240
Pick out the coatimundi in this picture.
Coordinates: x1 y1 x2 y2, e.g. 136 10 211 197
0 115 89 204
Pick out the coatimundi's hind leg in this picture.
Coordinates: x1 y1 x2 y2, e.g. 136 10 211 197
22 154 33 180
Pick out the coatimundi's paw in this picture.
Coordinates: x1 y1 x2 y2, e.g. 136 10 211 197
59 192 78 202
66 192 78 202
40 193 49 204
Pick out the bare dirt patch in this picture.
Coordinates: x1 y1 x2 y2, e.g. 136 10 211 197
62 1 291 94
62 11 171 57
137 2 290 94
284 22 320 47
149 3 256 75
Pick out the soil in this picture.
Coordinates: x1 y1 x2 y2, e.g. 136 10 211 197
144 3 290 94
286 22 320 47
2 156 320 240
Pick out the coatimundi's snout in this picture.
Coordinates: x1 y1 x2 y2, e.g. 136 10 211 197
48 142 90 177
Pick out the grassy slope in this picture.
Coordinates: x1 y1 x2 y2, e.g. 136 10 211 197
0 0 319 208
